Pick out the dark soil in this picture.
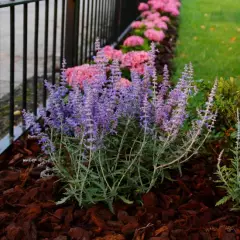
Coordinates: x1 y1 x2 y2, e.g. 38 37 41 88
0 74 60 139
0 138 239 240
1 13 236 240
155 18 179 77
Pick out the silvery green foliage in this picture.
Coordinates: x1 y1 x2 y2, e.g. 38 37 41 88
24 43 217 210
216 109 240 210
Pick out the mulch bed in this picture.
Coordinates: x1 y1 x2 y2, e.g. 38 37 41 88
155 18 179 76
0 138 240 240
1 14 238 240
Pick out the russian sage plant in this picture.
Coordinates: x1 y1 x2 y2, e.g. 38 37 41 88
216 109 240 210
24 42 217 210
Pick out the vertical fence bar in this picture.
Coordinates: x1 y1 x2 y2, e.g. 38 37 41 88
105 0 109 41
102 0 106 44
106 0 110 43
65 0 75 67
22 4 28 112
113 0 121 43
84 0 90 61
106 0 109 43
109 0 115 41
103 0 107 44
97 0 101 40
89 0 94 55
33 1 39 116
100 0 104 45
60 0 66 70
52 0 58 84
93 0 98 53
43 0 49 107
9 6 15 137
73 0 80 65
80 0 86 64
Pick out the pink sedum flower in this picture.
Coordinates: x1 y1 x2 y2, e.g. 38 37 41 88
148 1 164 11
146 12 161 21
148 0 180 16
102 45 123 61
144 29 165 42
131 21 145 29
161 16 170 23
66 64 100 88
121 51 149 75
116 78 132 89
123 36 144 47
143 20 155 29
167 7 180 16
138 2 149 11
154 20 168 30
141 11 152 18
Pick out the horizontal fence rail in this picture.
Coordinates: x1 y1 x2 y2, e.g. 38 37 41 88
0 0 140 154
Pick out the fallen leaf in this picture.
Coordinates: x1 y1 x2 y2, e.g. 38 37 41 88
230 37 237 42
142 192 157 207
121 219 139 235
64 206 74 227
155 225 169 236
68 227 90 240
19 203 42 221
88 206 108 232
0 212 11 226
14 110 22 116
193 36 198 40
53 236 68 240
0 170 20 183
19 187 39 204
180 53 187 58
218 225 226 239
201 25 206 29
20 164 34 187
210 27 215 31
95 234 125 240
22 221 37 240
6 224 24 240
8 153 24 165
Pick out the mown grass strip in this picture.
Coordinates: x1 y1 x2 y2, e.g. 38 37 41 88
173 0 240 83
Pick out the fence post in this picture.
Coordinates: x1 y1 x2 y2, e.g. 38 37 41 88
64 0 75 67
113 0 122 42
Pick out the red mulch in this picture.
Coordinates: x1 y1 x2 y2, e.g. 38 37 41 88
0 138 240 240
0 17 238 240
155 19 179 77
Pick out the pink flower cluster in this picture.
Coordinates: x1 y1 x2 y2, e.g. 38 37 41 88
136 0 180 42
131 0 180 43
66 64 100 88
123 36 145 47
148 0 181 16
66 63 132 89
144 29 165 42
138 2 149 11
116 78 132 89
101 47 150 75
131 21 145 29
121 51 149 75
102 45 123 61
66 0 181 87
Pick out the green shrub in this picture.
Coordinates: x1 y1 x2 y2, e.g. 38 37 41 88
216 109 240 210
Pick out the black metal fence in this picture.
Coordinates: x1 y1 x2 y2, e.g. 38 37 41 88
0 0 140 154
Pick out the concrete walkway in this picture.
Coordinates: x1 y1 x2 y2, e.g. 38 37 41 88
0 1 69 98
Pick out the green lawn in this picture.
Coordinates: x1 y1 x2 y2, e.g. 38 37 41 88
173 0 240 83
